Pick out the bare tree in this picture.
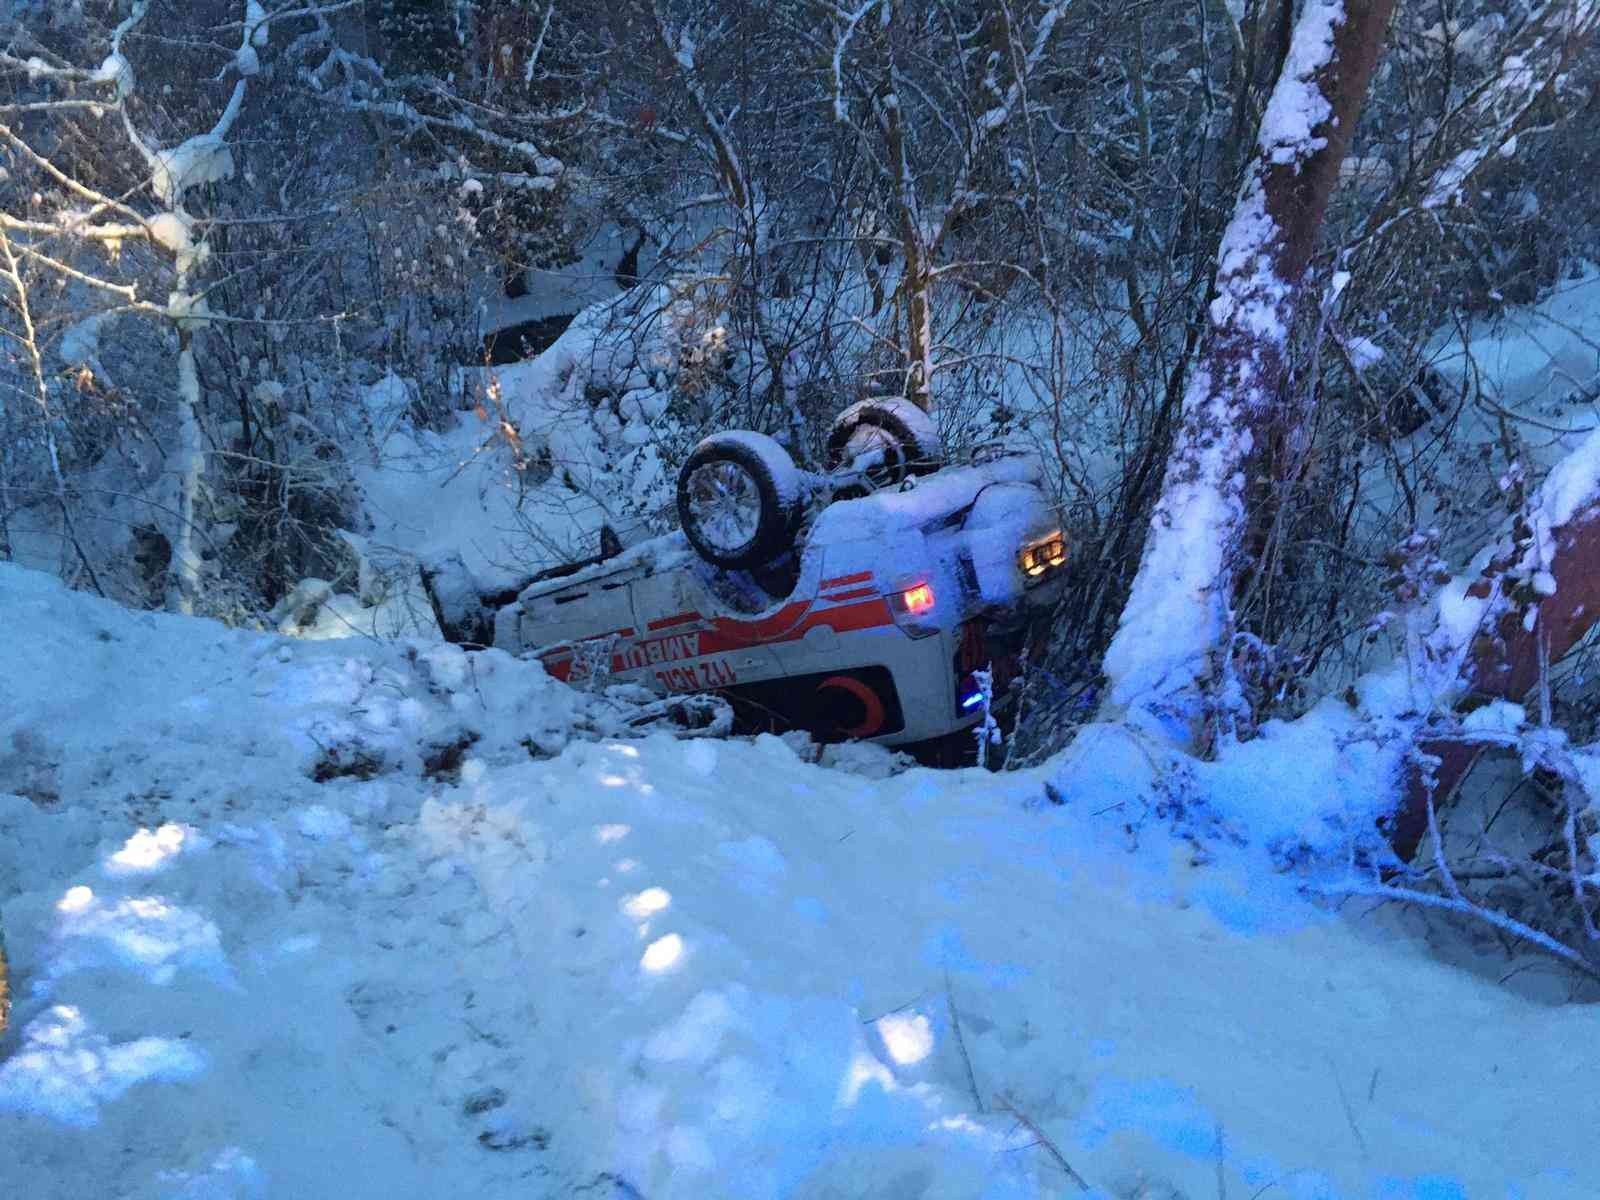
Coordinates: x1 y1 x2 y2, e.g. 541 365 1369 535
0 0 388 613
820 0 1070 413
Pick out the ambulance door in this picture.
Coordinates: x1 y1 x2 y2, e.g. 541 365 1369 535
626 567 781 696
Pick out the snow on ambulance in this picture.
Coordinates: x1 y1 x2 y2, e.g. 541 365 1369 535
421 398 1069 749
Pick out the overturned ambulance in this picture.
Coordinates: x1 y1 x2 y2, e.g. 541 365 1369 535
423 399 1068 750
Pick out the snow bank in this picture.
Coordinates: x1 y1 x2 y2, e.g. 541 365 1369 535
1429 265 1600 473
2 563 1596 1198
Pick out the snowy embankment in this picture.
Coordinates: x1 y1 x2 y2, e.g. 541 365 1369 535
1431 266 1600 457
2 563 1595 1198
354 285 697 607
271 281 695 642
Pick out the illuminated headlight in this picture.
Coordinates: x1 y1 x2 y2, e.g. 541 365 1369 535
1019 533 1068 579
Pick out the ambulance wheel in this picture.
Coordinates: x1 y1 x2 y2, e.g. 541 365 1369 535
677 432 802 569
825 396 944 487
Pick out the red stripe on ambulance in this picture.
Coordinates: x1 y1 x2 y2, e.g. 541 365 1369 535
820 571 873 590
541 597 896 685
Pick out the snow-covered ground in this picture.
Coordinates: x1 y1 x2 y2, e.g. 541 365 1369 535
1433 266 1600 436
3 561 1596 1199
7 250 1600 1200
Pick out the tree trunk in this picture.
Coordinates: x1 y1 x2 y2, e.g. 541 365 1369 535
1394 495 1600 858
881 80 933 413
168 329 206 615
1099 0 1396 751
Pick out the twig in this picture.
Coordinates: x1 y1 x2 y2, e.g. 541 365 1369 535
859 995 923 1024
992 1091 1090 1192
1215 1120 1227 1200
944 971 983 1113
465 654 488 711
1312 879 1600 978
1327 1056 1367 1156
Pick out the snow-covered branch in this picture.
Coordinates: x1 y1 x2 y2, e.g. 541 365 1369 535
1419 0 1600 211
524 2 556 86
829 0 889 124
1347 0 1600 265
0 225 106 593
299 53 565 190
931 0 1070 253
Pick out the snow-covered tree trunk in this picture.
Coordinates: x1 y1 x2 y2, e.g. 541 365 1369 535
1099 0 1396 751
168 329 206 615
1387 431 1600 857
141 75 248 614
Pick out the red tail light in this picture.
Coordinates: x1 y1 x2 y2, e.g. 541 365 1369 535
887 580 938 639
894 582 935 615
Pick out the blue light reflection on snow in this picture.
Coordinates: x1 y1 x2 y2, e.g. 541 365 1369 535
1078 1077 1218 1158
0 1005 207 1127
790 895 828 924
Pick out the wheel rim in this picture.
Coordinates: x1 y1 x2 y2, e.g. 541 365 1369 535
685 460 763 554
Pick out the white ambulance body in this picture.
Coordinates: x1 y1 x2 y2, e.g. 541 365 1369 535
489 452 1066 747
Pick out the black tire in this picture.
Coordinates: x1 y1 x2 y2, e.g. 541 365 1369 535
824 396 944 487
676 432 802 569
